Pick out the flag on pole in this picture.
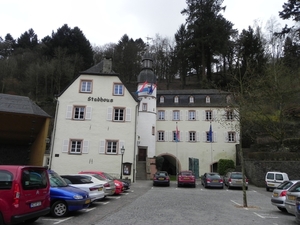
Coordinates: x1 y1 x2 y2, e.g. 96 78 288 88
208 123 213 142
176 122 180 142
136 81 148 93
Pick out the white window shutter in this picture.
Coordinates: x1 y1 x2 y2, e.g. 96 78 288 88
213 110 217 120
224 132 228 142
99 140 105 154
164 131 168 142
202 132 206 142
66 106 72 119
169 131 172 142
196 131 200 142
180 110 183 121
236 133 240 142
62 140 69 153
185 111 188 121
179 131 183 141
125 108 131 121
165 111 168 121
186 131 189 141
170 111 172 120
86 107 92 120
82 141 89 153
119 140 125 154
214 132 217 143
196 110 199 120
202 111 206 120
107 107 112 121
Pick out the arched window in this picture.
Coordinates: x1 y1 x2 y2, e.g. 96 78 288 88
189 96 194 103
174 96 179 103
206 96 210 103
160 96 164 103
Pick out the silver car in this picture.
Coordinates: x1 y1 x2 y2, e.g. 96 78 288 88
224 172 248 190
285 181 300 215
271 180 299 212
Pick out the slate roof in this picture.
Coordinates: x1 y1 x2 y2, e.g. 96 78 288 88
157 89 233 107
0 93 50 117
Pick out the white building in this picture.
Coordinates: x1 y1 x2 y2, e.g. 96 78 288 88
49 54 239 182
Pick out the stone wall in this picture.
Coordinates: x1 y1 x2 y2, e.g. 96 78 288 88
244 160 300 187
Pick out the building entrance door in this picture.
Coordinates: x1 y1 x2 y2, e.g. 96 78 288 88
138 148 147 161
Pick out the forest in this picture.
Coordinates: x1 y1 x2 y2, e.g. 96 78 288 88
0 0 299 146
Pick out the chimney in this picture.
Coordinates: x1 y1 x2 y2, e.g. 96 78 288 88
103 57 112 73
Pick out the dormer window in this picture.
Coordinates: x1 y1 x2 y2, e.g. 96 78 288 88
160 96 164 103
226 95 231 104
189 96 194 103
206 96 210 103
174 96 179 103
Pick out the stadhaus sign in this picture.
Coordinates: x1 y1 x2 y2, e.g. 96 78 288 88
88 97 113 102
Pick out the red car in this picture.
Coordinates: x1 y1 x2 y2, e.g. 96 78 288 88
0 165 50 224
177 170 196 188
79 171 124 195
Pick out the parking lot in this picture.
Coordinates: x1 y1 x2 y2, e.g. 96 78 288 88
28 180 297 225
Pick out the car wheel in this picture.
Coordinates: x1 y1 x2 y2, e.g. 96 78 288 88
51 201 68 217
204 183 207 188
277 207 287 212
266 186 269 192
177 183 180 187
193 183 196 188
0 213 4 225
228 185 231 190
246 186 248 191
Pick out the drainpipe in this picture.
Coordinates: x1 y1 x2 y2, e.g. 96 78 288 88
133 100 140 183
48 97 59 170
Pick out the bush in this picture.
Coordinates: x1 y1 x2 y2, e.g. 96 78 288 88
218 159 235 175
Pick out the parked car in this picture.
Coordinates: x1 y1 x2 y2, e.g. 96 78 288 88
77 173 116 196
177 170 196 187
48 170 91 217
153 171 170 186
265 171 289 192
0 165 50 225
60 175 105 202
285 181 300 215
295 197 300 223
224 172 248 190
271 180 299 212
201 172 223 189
79 171 123 194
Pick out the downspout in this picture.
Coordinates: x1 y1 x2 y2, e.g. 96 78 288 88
49 97 59 170
133 100 141 183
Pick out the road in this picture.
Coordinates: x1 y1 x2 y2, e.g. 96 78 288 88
29 180 297 225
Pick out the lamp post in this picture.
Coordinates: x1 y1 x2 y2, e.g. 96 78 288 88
120 146 125 179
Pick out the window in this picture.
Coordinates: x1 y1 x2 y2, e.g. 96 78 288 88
113 83 124 96
206 131 213 142
188 110 196 120
174 96 179 103
206 96 210 103
158 110 165 120
106 141 118 154
158 131 165 141
189 131 196 142
80 80 92 93
114 108 124 121
226 110 234 120
205 110 212 120
226 95 231 103
21 169 48 190
70 140 82 154
74 106 85 120
228 132 236 142
160 96 164 103
173 110 180 120
142 103 147 111
189 96 194 103
152 126 155 135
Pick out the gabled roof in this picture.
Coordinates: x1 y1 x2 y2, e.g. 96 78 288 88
157 89 233 107
0 93 50 117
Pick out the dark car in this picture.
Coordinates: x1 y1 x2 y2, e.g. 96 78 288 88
153 171 170 186
177 170 196 187
224 172 248 190
201 172 223 189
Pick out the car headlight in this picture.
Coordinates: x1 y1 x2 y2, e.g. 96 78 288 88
73 195 83 199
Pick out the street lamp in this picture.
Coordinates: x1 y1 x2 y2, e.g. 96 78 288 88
120 146 125 179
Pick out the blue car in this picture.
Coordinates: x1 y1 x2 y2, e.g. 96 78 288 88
48 170 91 217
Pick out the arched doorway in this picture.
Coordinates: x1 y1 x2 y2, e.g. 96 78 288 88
156 153 180 176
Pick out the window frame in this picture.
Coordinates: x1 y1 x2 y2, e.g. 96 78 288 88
228 132 236 142
158 110 165 120
157 131 165 141
173 110 180 121
188 110 196 121
189 96 194 103
113 83 124 96
113 107 125 122
70 139 83 154
80 80 92 93
189 131 196 142
174 96 179 103
106 140 118 154
73 106 86 120
205 110 212 121
226 110 234 120
160 96 164 103
142 103 147 111
206 96 210 103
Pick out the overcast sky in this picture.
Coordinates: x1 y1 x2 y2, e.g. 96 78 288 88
0 0 292 46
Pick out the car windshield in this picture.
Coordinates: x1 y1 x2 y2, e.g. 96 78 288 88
277 181 294 190
49 172 68 187
208 174 221 178
181 172 192 176
231 173 243 179
157 172 167 176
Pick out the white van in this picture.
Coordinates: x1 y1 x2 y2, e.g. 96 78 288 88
265 171 289 191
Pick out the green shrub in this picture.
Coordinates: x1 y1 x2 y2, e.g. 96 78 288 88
218 159 235 175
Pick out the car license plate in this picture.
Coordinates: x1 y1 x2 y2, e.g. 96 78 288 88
269 183 274 186
184 177 189 180
85 199 91 204
30 201 41 208
212 180 218 183
235 181 241 183
159 178 164 180
98 187 103 191
288 195 296 201
273 193 278 197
